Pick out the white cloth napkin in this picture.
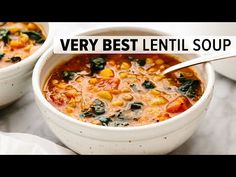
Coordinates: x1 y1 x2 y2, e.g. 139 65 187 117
0 132 75 154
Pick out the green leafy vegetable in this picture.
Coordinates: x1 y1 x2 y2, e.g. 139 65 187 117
128 56 146 66
9 56 21 63
0 53 5 59
137 59 146 66
0 29 10 44
142 80 155 89
90 57 106 73
178 74 200 98
62 71 77 81
130 102 144 110
21 30 45 44
99 117 112 126
80 99 106 118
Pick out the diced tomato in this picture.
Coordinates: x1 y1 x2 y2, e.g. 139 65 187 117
166 96 192 113
97 78 120 90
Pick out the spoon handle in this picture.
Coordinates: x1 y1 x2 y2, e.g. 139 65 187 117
162 51 236 75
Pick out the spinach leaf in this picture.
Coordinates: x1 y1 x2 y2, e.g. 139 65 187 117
142 80 155 89
178 74 200 98
128 56 146 66
62 71 77 81
0 53 5 59
130 102 143 110
137 59 146 66
9 56 21 63
79 110 94 118
80 99 106 118
21 30 45 44
0 29 10 44
99 117 112 126
90 57 106 73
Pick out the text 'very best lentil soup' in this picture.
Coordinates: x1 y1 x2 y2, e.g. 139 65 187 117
44 54 203 127
0 22 46 68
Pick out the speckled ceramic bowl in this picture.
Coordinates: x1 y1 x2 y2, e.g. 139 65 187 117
33 26 215 154
0 23 54 108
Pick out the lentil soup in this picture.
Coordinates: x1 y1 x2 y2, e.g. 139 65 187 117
43 54 203 127
0 22 46 68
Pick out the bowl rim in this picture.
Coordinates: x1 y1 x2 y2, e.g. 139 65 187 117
0 22 54 78
32 26 215 132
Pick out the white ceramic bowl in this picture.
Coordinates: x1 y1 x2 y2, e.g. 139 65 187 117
33 27 215 154
0 23 54 108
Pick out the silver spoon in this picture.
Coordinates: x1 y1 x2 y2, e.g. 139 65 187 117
162 51 236 75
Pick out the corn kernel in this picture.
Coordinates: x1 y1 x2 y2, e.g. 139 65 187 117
97 91 113 101
122 94 133 101
89 78 98 84
146 58 153 64
119 72 128 79
150 90 161 96
155 59 164 65
99 68 114 77
120 62 131 70
121 87 131 93
110 89 121 95
149 96 168 106
111 100 124 106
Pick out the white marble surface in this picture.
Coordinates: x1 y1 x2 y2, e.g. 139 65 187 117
1 23 236 154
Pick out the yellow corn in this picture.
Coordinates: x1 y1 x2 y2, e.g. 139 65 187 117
121 87 131 93
146 58 153 64
99 68 114 77
97 91 113 101
120 62 131 70
155 59 164 65
119 72 128 79
89 78 98 84
122 94 133 101
149 90 161 96
149 96 168 106
111 101 124 106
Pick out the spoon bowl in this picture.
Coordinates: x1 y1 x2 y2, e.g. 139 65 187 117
162 51 236 75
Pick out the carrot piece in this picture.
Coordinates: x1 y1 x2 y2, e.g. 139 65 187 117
166 96 192 113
